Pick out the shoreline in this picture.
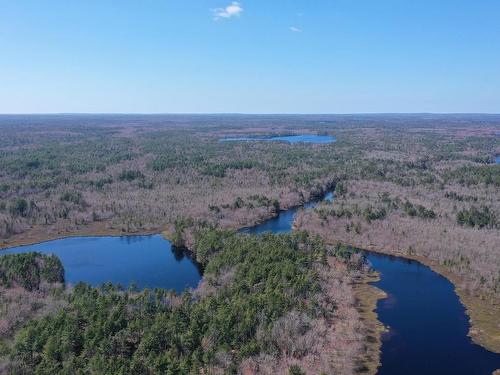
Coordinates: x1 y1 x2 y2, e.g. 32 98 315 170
323 239 500 355
0 184 336 251
352 273 387 375
2 200 498 365
0 222 162 250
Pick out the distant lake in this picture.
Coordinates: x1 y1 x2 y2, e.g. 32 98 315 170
220 134 336 144
1 235 202 292
496 155 500 164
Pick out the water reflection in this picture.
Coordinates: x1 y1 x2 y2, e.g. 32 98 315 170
366 251 500 374
1 235 202 292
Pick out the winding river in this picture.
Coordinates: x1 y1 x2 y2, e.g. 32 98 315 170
246 193 500 374
1 191 499 373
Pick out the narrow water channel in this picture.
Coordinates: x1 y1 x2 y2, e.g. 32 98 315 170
1 191 499 373
246 192 500 374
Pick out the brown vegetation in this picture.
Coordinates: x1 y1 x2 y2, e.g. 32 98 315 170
295 179 500 352
0 114 499 369
240 256 383 375
0 253 66 370
1 231 380 375
0 116 339 248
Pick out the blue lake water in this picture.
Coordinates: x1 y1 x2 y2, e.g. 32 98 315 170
366 252 500 375
1 235 202 292
220 134 336 144
245 191 500 374
1 189 499 373
0 193 336 291
496 155 500 164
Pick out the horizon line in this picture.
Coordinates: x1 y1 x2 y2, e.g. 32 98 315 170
1 112 500 116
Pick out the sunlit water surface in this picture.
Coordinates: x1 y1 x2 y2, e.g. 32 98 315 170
1 235 202 293
2 189 500 373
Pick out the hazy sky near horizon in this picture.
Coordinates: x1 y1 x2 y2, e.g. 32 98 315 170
1 0 499 114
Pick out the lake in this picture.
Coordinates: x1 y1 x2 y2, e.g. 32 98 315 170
0 193 335 292
1 189 499 373
1 235 202 293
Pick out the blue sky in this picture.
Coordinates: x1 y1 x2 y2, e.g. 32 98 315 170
1 0 499 113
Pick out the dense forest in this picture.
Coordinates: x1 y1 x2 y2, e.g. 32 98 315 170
1 232 374 375
0 114 499 364
0 253 65 366
0 115 497 249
